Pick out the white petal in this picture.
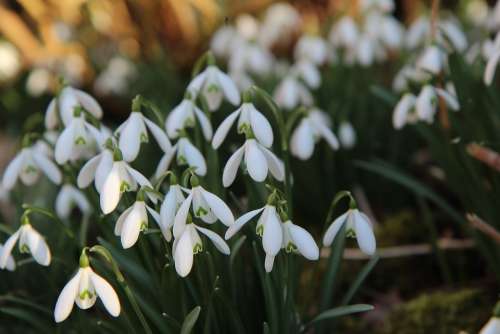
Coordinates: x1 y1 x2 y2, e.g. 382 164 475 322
2 152 24 190
26 227 51 266
195 225 230 254
201 188 234 226
54 269 82 322
160 189 178 239
183 139 207 176
45 99 58 130
354 211 376 255
393 93 416 129
288 223 319 260
187 70 207 96
166 100 190 139
193 107 213 141
0 230 19 269
144 118 172 153
119 114 142 162
216 70 241 106
249 106 273 148
75 90 103 119
312 119 340 151
77 154 101 188
222 145 245 187
174 230 194 277
55 124 76 164
262 207 282 256
95 151 113 192
121 202 146 249
173 193 193 238
290 120 315 160
32 151 62 185
245 140 268 182
259 146 285 182
225 207 265 239
264 254 275 272
212 109 240 149
90 271 121 317
323 211 348 246
153 149 176 180
115 206 132 236
55 186 72 219
435 88 460 111
485 50 500 85
100 164 122 214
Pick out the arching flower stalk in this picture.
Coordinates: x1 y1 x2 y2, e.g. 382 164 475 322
115 96 172 162
290 108 339 160
2 134 62 191
54 249 120 322
45 85 103 130
0 215 51 268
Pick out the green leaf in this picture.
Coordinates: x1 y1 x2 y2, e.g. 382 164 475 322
370 85 398 106
341 255 380 305
229 235 246 269
181 306 201 334
0 306 52 332
310 304 374 325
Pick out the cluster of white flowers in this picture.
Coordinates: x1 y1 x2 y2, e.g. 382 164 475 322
0 52 377 322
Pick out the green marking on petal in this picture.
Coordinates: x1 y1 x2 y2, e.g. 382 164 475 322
140 132 149 143
285 242 297 253
20 244 30 254
346 228 356 239
207 84 219 93
195 206 208 217
120 181 130 193
79 290 94 300
75 136 86 145
193 243 203 254
140 221 148 231
256 224 264 237
25 165 37 174
185 117 195 128
177 155 187 165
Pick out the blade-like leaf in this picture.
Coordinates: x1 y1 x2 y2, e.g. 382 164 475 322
310 304 374 325
181 306 201 334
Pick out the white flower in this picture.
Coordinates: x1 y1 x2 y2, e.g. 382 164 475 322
0 223 51 268
173 184 234 231
329 16 359 49
339 121 356 149
291 60 321 89
230 70 254 92
159 184 185 242
45 86 102 130
114 199 160 248
280 220 319 262
0 243 15 271
166 97 213 140
187 65 241 111
258 3 300 48
228 40 274 77
480 317 500 334
294 35 328 65
405 16 430 50
222 139 285 187
56 184 92 219
212 102 273 149
116 112 172 162
415 85 460 123
378 16 404 49
416 45 446 75
77 149 114 193
54 264 120 322
392 93 417 129
355 35 376 66
323 208 376 256
290 109 339 160
55 113 100 164
211 26 238 58
154 137 207 179
273 75 313 110
2 146 62 190
100 158 156 214
173 223 230 277
439 20 467 52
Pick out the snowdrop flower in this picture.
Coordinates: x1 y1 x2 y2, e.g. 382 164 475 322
159 183 185 241
405 17 430 50
323 208 376 256
0 244 15 271
416 45 446 75
211 26 238 58
154 137 207 179
114 192 160 248
173 221 230 277
54 253 120 322
480 317 500 334
339 121 356 149
45 86 102 130
56 184 92 219
116 111 171 162
187 64 240 111
228 41 274 77
77 146 113 193
166 94 213 141
55 109 100 164
273 75 313 110
230 70 254 92
292 60 321 89
329 16 359 50
258 2 300 48
294 35 328 65
222 139 285 187
100 150 156 214
2 143 62 190
415 85 460 123
439 21 467 52
355 35 376 67
290 109 339 160
174 178 234 229
0 220 51 268
392 93 417 129
212 102 273 149
378 16 404 49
